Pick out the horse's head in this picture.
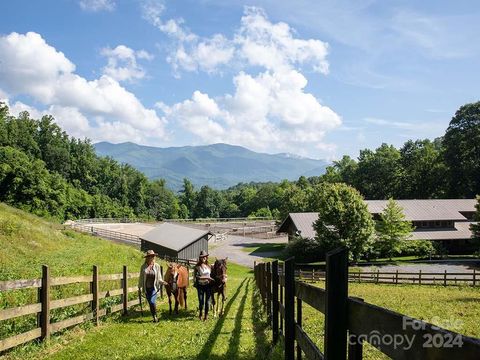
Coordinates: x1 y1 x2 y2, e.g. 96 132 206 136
165 262 179 286
214 258 228 284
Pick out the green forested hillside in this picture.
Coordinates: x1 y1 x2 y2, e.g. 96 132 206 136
1 100 479 224
94 141 328 191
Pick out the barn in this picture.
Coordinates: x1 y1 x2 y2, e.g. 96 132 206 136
140 223 213 261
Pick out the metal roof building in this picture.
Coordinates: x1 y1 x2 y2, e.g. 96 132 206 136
277 199 477 253
140 223 213 261
277 213 319 241
366 199 476 221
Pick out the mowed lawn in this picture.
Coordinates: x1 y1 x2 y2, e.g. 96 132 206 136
300 280 480 360
3 263 274 360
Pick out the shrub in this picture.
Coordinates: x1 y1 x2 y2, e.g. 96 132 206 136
398 240 436 257
283 236 326 263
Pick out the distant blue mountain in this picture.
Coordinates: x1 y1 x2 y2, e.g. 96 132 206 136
94 142 329 191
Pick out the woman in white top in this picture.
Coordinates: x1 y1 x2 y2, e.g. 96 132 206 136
138 250 167 322
194 250 213 321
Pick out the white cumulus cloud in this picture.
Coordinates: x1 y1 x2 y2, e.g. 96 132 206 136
101 45 153 82
160 69 341 153
143 5 329 75
0 32 166 144
146 5 340 156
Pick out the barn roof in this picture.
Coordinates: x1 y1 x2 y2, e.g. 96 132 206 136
277 212 318 239
278 199 477 242
140 223 213 252
365 199 476 221
410 222 476 241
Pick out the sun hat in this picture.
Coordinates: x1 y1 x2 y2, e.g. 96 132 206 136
144 249 158 258
199 250 209 258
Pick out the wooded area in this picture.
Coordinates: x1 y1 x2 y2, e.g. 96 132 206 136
1 101 480 224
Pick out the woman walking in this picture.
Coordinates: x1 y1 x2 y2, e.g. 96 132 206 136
138 250 167 322
194 250 213 321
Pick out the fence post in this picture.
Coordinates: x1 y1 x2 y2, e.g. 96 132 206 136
280 272 284 335
123 265 128 315
376 269 379 284
348 298 364 360
92 265 99 325
297 297 303 360
473 269 476 287
324 247 348 360
395 270 399 285
419 270 422 285
284 257 295 360
266 262 272 322
444 270 447 286
272 260 279 344
40 265 50 341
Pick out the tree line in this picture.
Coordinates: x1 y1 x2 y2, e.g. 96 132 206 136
0 101 479 224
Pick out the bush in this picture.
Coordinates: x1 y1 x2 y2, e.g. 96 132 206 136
283 236 326 263
398 240 437 257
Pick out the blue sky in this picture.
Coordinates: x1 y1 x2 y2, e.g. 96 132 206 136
1 0 479 160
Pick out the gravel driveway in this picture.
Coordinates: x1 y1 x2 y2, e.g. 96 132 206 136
209 234 288 268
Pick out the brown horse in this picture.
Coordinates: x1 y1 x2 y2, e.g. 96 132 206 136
164 263 189 314
210 258 228 317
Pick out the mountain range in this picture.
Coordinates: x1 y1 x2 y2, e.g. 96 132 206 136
94 142 329 191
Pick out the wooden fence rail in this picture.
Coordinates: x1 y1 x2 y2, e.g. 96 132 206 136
295 269 478 287
0 265 143 353
254 248 480 360
69 223 141 246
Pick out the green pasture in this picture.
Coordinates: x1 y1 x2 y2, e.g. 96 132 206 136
299 280 480 359
3 263 275 360
1 203 479 360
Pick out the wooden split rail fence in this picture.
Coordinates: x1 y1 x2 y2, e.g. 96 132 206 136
254 248 480 360
295 269 479 286
69 223 141 246
0 265 144 353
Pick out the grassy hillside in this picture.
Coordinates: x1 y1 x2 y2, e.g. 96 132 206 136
0 203 143 280
0 203 146 346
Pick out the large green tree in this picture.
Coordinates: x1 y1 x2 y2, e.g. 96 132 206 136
308 183 376 262
400 139 447 198
444 101 480 197
355 144 403 199
375 198 414 259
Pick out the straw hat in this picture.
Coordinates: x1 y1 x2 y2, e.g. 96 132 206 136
144 249 158 258
199 250 209 258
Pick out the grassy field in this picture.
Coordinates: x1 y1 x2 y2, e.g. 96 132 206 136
2 203 479 359
299 280 480 359
3 263 275 360
0 204 275 359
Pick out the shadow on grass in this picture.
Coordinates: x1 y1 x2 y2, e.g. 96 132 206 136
157 308 198 321
250 286 271 359
224 279 250 359
195 278 247 360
